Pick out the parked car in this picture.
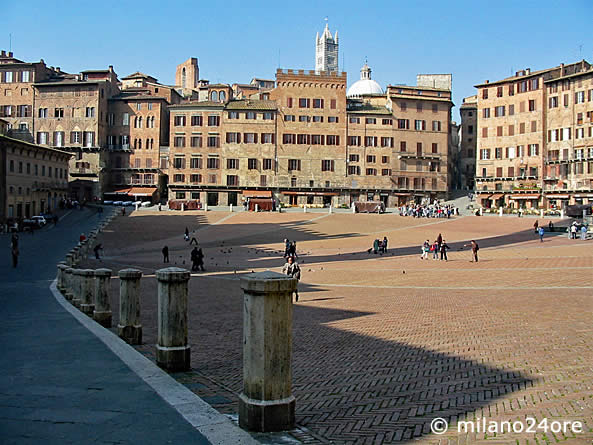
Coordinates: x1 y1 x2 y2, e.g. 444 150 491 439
31 215 47 227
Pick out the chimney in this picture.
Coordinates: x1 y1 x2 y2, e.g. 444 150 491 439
560 63 564 76
525 68 531 75
108 65 113 72
56 67 61 73
8 51 13 57
485 80 489 84
0 50 5 57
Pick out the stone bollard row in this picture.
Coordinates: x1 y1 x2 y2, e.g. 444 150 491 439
93 268 112 328
239 271 296 432
156 267 191 371
118 268 143 345
57 263 67 291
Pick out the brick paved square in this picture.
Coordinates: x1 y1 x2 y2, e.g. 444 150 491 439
81 211 593 444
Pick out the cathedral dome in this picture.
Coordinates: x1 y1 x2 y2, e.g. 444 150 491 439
347 63 383 98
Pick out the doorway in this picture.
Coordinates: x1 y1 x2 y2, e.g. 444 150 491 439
207 192 219 206
228 192 238 206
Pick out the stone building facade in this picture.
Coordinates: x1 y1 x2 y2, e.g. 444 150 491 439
167 68 453 207
475 60 593 209
0 134 70 222
459 95 477 190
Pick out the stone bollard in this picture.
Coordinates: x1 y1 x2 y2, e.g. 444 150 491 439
329 205 333 214
479 208 483 216
57 263 68 291
255 204 259 212
156 267 191 371
561 209 565 219
63 267 74 301
65 253 74 267
93 268 112 328
303 204 307 213
118 269 143 345
540 209 544 218
352 205 356 214
230 204 233 212
71 269 83 308
204 203 208 212
239 271 296 432
499 207 503 217
79 269 95 316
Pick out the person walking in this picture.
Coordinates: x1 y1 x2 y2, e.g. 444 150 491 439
190 247 200 271
421 240 430 260
189 231 198 245
440 240 450 261
570 223 578 239
282 256 301 302
196 247 205 271
184 227 190 242
93 243 103 259
581 225 587 240
538 227 545 242
10 234 19 268
162 245 169 263
382 236 388 253
533 220 539 234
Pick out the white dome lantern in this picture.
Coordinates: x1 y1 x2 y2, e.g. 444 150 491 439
347 62 383 98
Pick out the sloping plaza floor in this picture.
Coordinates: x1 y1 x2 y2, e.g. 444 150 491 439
80 210 593 444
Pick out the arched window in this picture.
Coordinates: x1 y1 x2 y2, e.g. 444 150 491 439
138 117 142 128
146 138 149 149
219 91 226 102
150 138 154 149
210 90 218 102
182 67 186 89
138 139 142 150
134 117 138 128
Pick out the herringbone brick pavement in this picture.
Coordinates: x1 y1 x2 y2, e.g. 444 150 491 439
81 212 593 444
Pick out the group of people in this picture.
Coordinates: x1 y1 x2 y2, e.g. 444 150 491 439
420 233 450 261
283 239 298 259
370 237 388 254
399 202 457 219
570 221 588 240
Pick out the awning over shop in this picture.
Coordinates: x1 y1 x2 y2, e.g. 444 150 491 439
545 194 570 199
242 190 272 198
574 194 593 198
490 193 504 200
510 194 540 200
113 188 132 194
128 187 157 197
283 191 339 196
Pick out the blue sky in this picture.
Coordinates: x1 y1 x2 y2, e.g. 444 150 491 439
4 0 592 120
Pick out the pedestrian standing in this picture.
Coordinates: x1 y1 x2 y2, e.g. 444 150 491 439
571 223 578 239
464 240 479 262
421 240 430 260
533 220 539 234
431 240 439 260
10 234 19 268
440 240 450 261
93 243 103 259
581 225 587 240
162 245 169 263
191 247 199 271
382 236 388 253
538 227 544 242
282 256 301 302
373 239 379 254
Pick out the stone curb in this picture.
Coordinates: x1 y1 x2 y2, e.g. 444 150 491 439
49 280 260 445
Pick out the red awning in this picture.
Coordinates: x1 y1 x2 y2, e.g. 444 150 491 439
490 193 504 200
242 190 272 198
114 188 132 194
128 187 157 196
510 194 540 200
283 191 339 196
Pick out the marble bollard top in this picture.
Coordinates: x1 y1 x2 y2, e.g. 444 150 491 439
240 271 297 293
156 267 190 282
94 268 112 278
119 268 143 279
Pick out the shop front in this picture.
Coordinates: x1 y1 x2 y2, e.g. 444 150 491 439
510 193 541 209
